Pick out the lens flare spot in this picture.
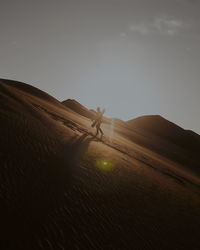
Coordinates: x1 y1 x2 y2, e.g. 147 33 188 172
95 159 114 171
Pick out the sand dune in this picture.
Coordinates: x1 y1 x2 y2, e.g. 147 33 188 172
127 115 200 152
1 78 200 250
62 99 95 120
124 115 200 173
62 99 111 125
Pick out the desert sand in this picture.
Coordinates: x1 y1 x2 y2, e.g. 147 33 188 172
1 78 200 249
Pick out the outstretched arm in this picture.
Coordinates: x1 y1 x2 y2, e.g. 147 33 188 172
102 108 105 115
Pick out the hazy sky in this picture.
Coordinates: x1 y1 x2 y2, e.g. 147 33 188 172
1 0 200 133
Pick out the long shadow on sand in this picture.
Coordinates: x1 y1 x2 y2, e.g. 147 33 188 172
66 133 94 170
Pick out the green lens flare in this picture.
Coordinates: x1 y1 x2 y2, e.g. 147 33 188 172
95 159 114 171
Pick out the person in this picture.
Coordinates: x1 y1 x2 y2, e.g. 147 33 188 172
91 107 105 138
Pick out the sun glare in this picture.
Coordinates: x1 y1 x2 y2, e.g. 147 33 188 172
95 159 114 171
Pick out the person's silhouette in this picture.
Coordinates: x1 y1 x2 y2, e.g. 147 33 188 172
91 107 105 138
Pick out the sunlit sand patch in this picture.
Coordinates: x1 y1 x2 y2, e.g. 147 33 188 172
108 119 115 142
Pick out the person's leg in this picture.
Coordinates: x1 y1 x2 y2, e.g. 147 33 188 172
99 127 104 139
95 125 99 136
92 119 97 127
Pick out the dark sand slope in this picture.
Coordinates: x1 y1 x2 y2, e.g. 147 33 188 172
1 79 200 250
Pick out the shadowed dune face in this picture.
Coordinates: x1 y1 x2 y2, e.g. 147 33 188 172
126 115 200 151
124 115 200 172
1 79 200 250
